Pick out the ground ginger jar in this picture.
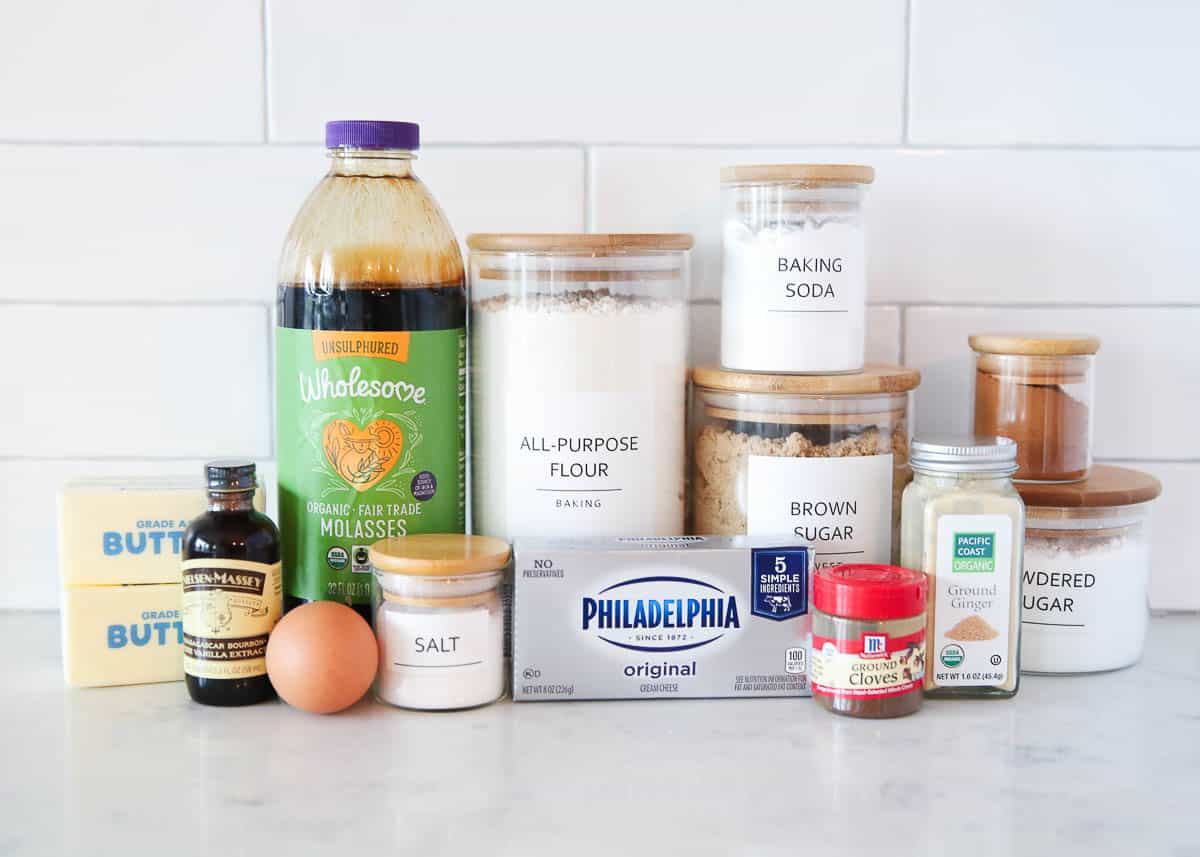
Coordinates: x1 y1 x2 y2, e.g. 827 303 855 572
811 564 927 718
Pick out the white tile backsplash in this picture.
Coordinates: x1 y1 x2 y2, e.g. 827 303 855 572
0 1 264 142
0 305 271 459
2 1 1198 611
909 1 1200 146
903 306 1200 461
268 0 906 144
592 147 1200 304
1119 461 1200 611
0 146 583 303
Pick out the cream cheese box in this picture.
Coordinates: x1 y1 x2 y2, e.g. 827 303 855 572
58 476 263 687
513 536 814 701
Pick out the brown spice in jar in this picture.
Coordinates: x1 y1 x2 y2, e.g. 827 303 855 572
945 614 1000 642
973 368 1089 482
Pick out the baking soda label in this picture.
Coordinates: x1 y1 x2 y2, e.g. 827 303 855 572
746 454 892 569
932 514 1013 687
276 328 466 607
503 390 675 537
811 628 925 698
720 223 865 372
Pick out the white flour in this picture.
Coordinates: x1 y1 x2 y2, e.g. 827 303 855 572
471 291 689 541
1020 531 1149 673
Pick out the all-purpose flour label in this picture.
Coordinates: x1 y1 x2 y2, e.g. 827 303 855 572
502 390 679 538
932 514 1014 687
721 222 865 372
746 454 892 569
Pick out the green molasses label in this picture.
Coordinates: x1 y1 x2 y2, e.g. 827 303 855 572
276 328 465 606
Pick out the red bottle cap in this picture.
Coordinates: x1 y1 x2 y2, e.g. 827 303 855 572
813 564 927 620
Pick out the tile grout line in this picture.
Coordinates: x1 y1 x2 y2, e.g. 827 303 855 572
265 302 276 459
2 140 1200 153
901 0 913 145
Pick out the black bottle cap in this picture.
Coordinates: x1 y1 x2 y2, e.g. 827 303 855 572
205 459 257 492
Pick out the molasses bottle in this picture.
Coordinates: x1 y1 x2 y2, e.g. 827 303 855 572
276 120 466 623
181 460 281 706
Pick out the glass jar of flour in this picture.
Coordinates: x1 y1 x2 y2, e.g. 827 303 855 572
369 534 509 710
720 164 874 374
467 234 692 541
1017 465 1161 674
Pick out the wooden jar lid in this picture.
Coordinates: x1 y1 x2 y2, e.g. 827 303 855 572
466 234 694 253
692 364 920 396
1017 465 1162 509
969 333 1101 356
720 164 875 185
369 534 511 577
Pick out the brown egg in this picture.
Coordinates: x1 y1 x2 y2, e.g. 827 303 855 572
266 602 378 714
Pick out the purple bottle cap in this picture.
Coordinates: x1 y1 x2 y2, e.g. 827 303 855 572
324 120 419 151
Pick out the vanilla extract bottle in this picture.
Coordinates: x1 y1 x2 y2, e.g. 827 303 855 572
181 460 282 706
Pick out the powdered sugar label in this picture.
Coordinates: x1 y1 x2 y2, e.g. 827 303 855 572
932 514 1014 687
746 454 892 569
503 391 681 538
720 222 865 372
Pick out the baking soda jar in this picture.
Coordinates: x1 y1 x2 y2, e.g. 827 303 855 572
276 121 466 623
466 234 692 541
720 164 874 374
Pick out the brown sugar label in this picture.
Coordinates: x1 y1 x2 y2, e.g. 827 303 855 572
932 515 1013 687
181 559 282 680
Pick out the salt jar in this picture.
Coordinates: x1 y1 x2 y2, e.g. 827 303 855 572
1017 465 1162 674
466 233 692 542
720 164 874 374
369 534 510 710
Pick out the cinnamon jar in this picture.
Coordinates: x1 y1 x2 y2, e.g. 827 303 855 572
970 334 1100 483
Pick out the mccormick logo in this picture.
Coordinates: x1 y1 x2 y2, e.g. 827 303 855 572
581 575 740 653
953 532 996 573
862 633 889 658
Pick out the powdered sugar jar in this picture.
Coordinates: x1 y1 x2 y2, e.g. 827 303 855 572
466 234 692 542
1017 466 1162 674
720 164 873 374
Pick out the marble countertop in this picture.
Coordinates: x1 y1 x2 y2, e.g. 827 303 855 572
2 611 1197 857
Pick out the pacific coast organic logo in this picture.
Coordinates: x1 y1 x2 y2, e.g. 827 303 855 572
952 532 996 573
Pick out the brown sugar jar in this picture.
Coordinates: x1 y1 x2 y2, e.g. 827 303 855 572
970 334 1099 483
810 564 927 718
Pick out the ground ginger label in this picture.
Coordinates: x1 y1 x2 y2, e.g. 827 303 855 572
931 514 1015 687
181 559 282 680
276 328 466 607
811 628 925 698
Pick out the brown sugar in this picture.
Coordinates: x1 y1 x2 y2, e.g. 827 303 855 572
691 419 909 557
945 614 1000 642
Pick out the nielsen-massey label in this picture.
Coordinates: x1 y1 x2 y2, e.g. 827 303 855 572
181 558 282 680
276 328 466 606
